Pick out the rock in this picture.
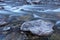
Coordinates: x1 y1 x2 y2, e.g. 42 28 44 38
0 6 4 10
4 32 28 40
19 14 33 21
0 15 8 26
0 25 11 32
0 0 4 2
21 19 54 36
3 27 11 31
26 0 41 4
8 13 33 23
0 26 11 35
0 21 7 26
26 0 60 5
54 21 60 31
56 21 60 26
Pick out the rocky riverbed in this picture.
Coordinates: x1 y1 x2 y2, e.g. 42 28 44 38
0 0 60 40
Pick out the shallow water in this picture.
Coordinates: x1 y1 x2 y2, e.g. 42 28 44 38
0 0 60 40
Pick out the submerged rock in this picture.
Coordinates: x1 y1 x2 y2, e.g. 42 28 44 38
21 19 54 36
0 15 8 26
0 26 11 32
0 0 4 2
0 6 4 10
26 0 41 4
53 21 60 32
4 32 28 40
0 26 11 35
8 12 34 22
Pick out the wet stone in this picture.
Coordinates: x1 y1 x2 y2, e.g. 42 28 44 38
0 0 4 2
21 19 54 36
0 27 11 35
53 21 60 32
4 32 28 40
8 14 33 23
0 15 8 26
26 0 60 5
0 6 4 10
26 0 41 4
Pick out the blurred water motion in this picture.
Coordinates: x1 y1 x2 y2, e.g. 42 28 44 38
0 0 60 40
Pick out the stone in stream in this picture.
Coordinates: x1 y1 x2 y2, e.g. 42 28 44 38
0 26 11 35
21 19 54 36
0 15 8 26
0 6 4 10
53 21 60 33
4 32 28 40
56 21 60 29
26 0 60 5
8 13 34 23
26 0 41 4
0 0 4 2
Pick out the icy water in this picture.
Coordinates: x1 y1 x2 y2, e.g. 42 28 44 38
0 34 5 40
0 0 60 40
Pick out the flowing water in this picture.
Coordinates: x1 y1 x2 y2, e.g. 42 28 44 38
0 0 60 40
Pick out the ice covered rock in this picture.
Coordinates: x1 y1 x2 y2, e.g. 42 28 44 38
21 19 54 36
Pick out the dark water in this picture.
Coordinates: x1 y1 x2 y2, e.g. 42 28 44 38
0 34 5 40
